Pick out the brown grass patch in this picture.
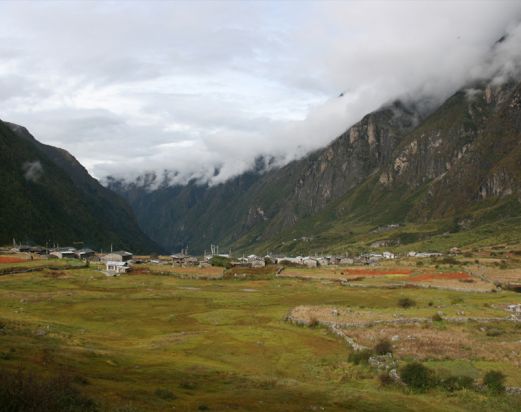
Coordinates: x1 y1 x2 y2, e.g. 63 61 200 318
409 272 472 282
342 324 521 364
343 268 413 276
137 264 223 277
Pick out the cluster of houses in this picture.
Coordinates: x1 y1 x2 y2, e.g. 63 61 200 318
7 239 461 277
9 243 134 276
165 251 399 268
10 244 98 260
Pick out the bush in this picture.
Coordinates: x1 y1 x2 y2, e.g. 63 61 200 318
209 256 232 269
155 388 176 400
400 362 435 391
348 349 373 365
398 297 416 308
441 257 459 265
374 339 393 355
416 261 424 267
486 328 503 337
432 313 443 322
441 375 474 392
483 370 506 394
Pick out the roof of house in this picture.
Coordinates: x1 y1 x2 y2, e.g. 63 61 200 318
171 253 188 259
105 261 128 266
77 248 95 254
53 247 76 253
112 250 132 256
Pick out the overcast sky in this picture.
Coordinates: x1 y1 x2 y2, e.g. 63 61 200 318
1 1 521 187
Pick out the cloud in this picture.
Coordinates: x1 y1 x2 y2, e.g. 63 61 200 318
1 1 521 187
22 160 43 182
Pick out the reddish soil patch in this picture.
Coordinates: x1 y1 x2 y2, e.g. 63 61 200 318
0 257 27 264
342 268 413 276
409 272 472 282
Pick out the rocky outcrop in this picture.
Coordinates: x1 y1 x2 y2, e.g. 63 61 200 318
111 79 521 254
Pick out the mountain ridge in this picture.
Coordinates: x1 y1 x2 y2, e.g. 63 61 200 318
110 77 521 255
0 119 161 253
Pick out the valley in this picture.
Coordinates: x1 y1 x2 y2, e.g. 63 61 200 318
0 252 520 411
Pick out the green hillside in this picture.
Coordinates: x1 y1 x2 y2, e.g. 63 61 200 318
0 120 160 252
112 79 521 255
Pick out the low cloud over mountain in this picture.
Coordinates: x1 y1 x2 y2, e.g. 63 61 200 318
1 1 521 187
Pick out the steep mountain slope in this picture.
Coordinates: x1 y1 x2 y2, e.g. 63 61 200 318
252 79 521 255
111 77 521 255
113 78 521 255
110 101 423 253
0 120 160 252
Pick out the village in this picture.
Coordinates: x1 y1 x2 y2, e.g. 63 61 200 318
3 240 460 275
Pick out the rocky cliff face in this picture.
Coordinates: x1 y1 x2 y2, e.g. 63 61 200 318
110 101 422 252
111 78 521 254
376 80 521 219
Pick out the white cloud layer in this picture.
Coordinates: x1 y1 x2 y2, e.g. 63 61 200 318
1 1 521 187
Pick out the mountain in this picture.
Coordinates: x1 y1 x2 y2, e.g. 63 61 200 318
111 78 521 255
0 119 161 253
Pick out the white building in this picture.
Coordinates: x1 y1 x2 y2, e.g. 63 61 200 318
105 261 130 276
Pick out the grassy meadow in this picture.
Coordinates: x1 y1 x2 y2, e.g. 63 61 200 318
0 262 520 411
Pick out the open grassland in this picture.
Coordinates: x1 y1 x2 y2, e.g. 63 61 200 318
0 267 521 411
133 263 224 278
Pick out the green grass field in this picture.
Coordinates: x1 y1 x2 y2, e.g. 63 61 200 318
0 267 521 411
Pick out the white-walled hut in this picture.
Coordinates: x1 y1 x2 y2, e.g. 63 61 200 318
104 261 130 276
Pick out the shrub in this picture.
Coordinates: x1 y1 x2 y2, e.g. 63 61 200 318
441 257 459 265
441 375 474 392
348 349 373 365
451 296 464 304
400 362 435 391
432 313 443 322
483 370 506 394
486 328 504 337
155 388 176 400
209 256 232 269
398 297 416 308
374 339 393 355
416 261 424 267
